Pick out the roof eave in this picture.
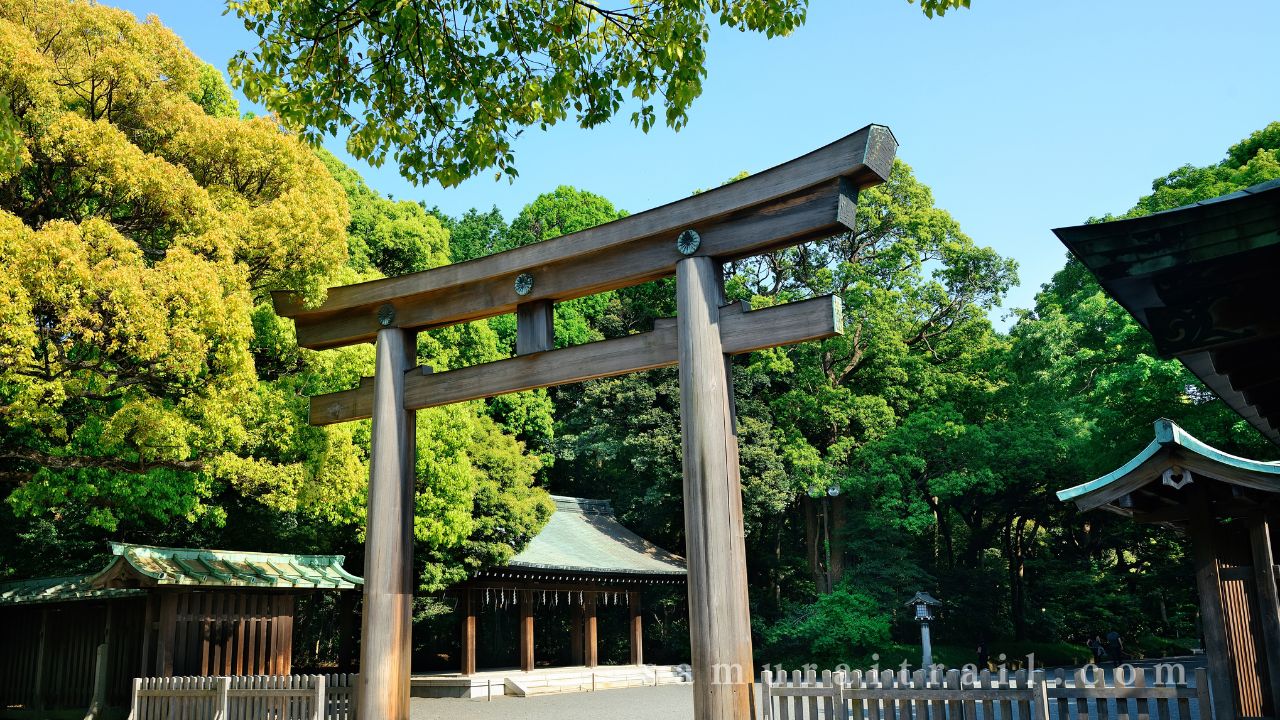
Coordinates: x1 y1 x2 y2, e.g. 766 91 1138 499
1057 418 1280 512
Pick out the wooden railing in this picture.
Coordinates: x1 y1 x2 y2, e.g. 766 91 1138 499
1043 667 1210 720
761 666 1211 720
129 673 356 720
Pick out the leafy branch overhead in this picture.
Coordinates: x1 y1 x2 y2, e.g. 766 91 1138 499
226 0 965 187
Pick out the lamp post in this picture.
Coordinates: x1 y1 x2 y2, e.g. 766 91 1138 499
906 591 941 670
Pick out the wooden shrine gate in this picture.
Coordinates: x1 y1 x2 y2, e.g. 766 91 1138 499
272 124 898 720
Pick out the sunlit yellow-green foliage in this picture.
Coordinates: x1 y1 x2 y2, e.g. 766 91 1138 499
0 1 551 581
0 0 345 530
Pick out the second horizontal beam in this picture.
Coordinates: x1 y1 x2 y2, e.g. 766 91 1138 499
309 295 843 425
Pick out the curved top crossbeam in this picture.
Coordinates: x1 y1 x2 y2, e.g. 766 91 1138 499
273 124 897 350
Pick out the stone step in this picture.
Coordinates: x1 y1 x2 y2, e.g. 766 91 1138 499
503 666 691 697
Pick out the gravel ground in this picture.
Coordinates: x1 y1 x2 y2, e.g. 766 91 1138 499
410 684 697 720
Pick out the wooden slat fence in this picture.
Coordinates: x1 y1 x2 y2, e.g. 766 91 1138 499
129 673 357 720
761 666 1211 720
1042 667 1211 720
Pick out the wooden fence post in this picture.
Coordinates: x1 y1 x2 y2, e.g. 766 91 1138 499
128 677 141 720
314 674 326 720
850 669 866 720
215 676 229 720
1195 668 1212 720
822 670 834 719
835 670 848 720
1032 670 1049 720
761 668 773 720
944 669 961 720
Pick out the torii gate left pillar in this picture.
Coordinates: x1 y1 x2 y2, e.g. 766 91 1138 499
678 256 754 717
360 328 416 720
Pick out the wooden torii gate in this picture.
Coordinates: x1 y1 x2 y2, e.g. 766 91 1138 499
272 124 897 720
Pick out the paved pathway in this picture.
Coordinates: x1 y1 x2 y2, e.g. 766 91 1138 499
410 656 1210 720
411 684 696 719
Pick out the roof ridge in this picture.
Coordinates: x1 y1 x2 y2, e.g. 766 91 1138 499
110 541 346 562
0 574 89 590
549 495 613 514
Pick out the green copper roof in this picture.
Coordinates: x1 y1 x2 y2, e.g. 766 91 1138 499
507 496 686 577
0 576 145 605
0 543 362 605
1057 418 1280 514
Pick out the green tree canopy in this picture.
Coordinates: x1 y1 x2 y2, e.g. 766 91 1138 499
226 0 967 186
0 0 347 529
0 2 550 594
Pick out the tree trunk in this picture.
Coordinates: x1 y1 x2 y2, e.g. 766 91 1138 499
803 496 825 591
774 523 783 606
937 507 955 569
829 495 848 588
1007 516 1031 642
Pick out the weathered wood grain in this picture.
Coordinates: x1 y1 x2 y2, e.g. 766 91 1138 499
1248 515 1280 709
276 124 895 350
1187 485 1238 720
570 603 584 666
515 300 555 355
584 593 598 669
357 328 416 720
629 592 643 666
288 181 851 349
677 256 754 720
519 590 534 672
460 589 476 676
309 294 843 425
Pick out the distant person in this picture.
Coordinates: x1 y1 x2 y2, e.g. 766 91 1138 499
1088 635 1105 665
1106 630 1124 666
977 636 989 670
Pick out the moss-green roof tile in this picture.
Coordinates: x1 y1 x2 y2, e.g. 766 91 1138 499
0 543 362 605
507 496 686 577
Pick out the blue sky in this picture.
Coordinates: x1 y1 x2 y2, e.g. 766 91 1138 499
114 1 1280 324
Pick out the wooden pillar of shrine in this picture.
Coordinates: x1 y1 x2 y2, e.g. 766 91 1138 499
1188 487 1237 720
139 594 155 677
584 593 598 668
570 602 584 666
358 328 416 720
157 593 177 676
31 608 47 713
519 589 535 672
676 256 755 720
460 589 477 676
1249 515 1280 711
337 590 357 672
629 591 643 666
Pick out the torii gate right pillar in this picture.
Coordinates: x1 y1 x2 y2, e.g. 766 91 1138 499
677 255 755 719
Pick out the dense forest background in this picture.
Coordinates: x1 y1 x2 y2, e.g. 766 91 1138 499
2 2 1278 672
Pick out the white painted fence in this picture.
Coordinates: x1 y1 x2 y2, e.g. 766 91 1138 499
129 673 356 720
761 666 1212 720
